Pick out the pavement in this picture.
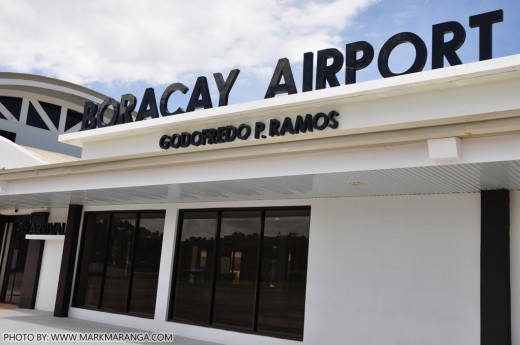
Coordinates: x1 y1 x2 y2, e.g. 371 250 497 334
0 304 222 345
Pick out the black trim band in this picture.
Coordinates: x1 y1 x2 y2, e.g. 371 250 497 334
481 190 511 345
54 205 83 317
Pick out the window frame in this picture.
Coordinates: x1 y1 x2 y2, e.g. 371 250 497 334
168 206 311 341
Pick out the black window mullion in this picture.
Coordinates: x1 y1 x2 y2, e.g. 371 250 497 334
208 211 222 325
168 212 185 320
252 209 266 332
98 213 113 310
72 214 90 307
125 212 140 313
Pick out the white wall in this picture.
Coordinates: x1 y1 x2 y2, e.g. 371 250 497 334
70 194 481 345
511 192 520 345
34 208 67 311
305 194 480 345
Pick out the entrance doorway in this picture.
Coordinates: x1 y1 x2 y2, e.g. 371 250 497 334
0 217 30 305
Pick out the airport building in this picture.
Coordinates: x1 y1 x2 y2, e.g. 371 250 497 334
0 52 518 345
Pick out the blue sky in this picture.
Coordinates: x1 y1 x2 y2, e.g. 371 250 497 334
0 0 517 109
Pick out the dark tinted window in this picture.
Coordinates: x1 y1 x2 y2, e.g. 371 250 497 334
76 213 109 308
27 102 49 130
0 130 16 143
65 109 83 131
170 207 310 340
2 220 30 305
213 210 261 329
257 209 310 337
129 213 165 316
74 211 165 318
171 212 217 323
0 96 22 120
40 101 61 129
101 213 135 312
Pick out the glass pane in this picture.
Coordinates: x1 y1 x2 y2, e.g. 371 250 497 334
5 222 28 304
101 213 136 312
213 211 261 330
257 209 310 338
5 271 14 302
129 212 165 316
77 214 109 308
172 212 217 323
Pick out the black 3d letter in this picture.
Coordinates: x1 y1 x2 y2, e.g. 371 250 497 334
96 98 119 127
214 69 240 107
378 32 427 78
302 52 314 92
160 83 189 116
118 94 136 124
264 58 298 98
187 77 213 112
81 102 98 131
432 21 466 69
469 9 504 61
346 41 374 84
136 88 159 121
316 48 344 90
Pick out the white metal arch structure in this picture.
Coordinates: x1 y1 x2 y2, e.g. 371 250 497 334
0 73 107 157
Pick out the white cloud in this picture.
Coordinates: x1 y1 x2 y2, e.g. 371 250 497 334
0 0 378 85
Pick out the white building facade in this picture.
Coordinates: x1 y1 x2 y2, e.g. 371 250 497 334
0 55 518 345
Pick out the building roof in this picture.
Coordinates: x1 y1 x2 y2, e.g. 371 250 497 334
0 72 107 107
0 72 110 157
0 136 77 170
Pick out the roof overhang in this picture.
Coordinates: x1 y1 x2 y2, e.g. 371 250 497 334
1 56 520 211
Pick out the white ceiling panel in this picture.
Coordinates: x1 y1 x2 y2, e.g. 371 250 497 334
1 160 520 211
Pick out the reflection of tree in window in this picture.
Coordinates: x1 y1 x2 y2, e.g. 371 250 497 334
102 214 135 313
171 212 217 323
170 208 310 340
74 211 165 318
258 211 310 338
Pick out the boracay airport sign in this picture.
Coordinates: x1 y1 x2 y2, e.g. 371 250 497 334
80 9 504 133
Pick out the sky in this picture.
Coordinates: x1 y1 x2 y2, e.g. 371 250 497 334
0 0 517 109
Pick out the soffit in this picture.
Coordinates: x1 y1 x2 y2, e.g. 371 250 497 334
0 160 518 211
